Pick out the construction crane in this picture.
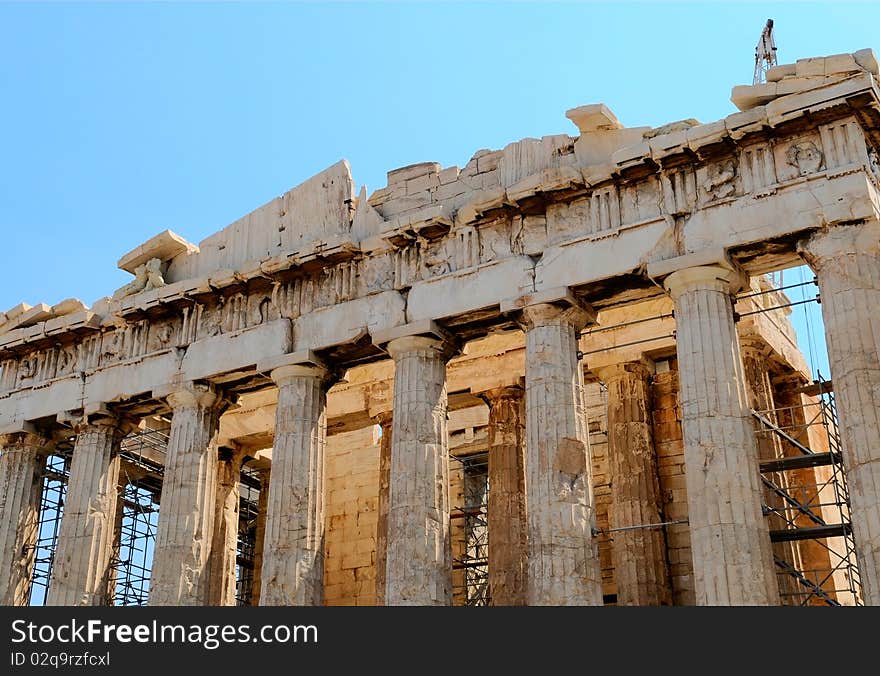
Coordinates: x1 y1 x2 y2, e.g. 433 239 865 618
754 19 778 84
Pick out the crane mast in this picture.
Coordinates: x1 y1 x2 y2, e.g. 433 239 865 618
754 19 778 84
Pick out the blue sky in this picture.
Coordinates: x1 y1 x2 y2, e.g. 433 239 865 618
1 1 865 378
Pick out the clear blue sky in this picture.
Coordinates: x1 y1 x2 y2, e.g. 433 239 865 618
2 1 867 378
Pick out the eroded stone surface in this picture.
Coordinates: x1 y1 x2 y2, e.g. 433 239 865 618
47 415 127 606
664 266 779 606
149 383 228 606
483 385 527 606
383 335 455 606
260 364 332 606
596 360 672 606
0 46 877 607
0 432 44 606
519 301 603 606
800 221 880 605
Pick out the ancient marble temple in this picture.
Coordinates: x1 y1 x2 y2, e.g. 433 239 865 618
2 48 880 606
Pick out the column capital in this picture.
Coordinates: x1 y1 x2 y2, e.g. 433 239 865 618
770 369 809 390
663 265 746 300
0 424 47 451
373 320 458 361
155 381 230 413
58 404 138 438
502 287 596 332
260 350 342 390
593 357 654 384
478 383 524 407
739 334 773 359
797 220 880 270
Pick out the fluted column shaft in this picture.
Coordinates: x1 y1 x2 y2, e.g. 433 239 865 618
150 383 226 606
373 412 392 605
800 222 880 605
207 448 241 606
260 364 330 606
665 266 778 605
384 335 454 606
0 432 45 606
250 467 270 605
47 415 127 606
483 386 527 606
597 360 672 606
521 302 602 606
740 339 798 601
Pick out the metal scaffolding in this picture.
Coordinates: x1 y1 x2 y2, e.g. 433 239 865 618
451 451 490 606
235 464 262 606
27 447 73 606
754 375 863 606
112 427 168 606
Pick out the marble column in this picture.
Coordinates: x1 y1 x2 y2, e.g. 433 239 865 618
384 334 455 606
149 383 227 606
596 360 672 606
481 385 527 606
519 300 603 606
250 467 270 605
0 430 46 606
47 412 130 606
664 265 779 605
372 411 392 605
740 338 798 601
799 221 880 605
740 338 785 463
207 447 241 606
260 361 332 606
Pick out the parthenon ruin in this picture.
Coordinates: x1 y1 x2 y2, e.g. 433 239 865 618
2 47 879 606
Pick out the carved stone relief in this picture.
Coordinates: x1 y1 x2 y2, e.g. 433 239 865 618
113 257 166 300
359 254 395 295
868 148 880 181
786 141 824 176
702 159 738 201
478 221 513 263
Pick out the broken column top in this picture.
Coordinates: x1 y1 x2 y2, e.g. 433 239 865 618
731 48 879 111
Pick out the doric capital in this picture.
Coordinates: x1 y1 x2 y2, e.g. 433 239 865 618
385 335 457 361
478 384 524 407
373 320 459 362
502 287 596 333
161 382 229 414
797 220 880 270
519 302 595 332
271 363 330 386
0 425 48 451
738 334 772 360
770 369 810 392
260 350 338 388
663 265 745 300
593 358 653 384
60 404 139 439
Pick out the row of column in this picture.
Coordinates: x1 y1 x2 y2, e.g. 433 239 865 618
2 220 880 605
